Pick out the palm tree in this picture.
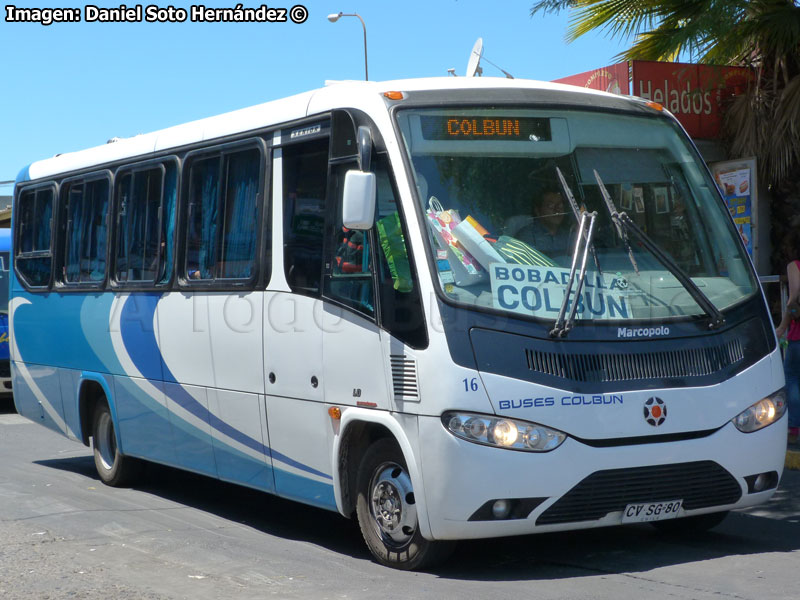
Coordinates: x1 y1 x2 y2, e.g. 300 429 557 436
531 0 800 272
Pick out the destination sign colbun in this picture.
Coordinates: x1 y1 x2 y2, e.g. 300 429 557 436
420 115 552 141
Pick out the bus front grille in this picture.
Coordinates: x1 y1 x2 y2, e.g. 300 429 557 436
525 339 744 383
536 461 742 526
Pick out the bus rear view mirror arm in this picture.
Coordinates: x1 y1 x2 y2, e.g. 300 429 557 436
357 125 372 172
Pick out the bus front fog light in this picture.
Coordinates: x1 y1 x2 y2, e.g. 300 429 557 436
745 471 779 493
492 499 511 519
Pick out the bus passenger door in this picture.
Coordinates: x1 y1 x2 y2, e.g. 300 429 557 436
263 137 336 508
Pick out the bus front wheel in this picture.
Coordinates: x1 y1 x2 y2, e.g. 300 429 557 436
92 403 141 487
355 437 453 570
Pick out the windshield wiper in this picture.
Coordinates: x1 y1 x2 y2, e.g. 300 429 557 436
556 167 601 274
593 170 725 330
551 209 598 338
593 169 639 276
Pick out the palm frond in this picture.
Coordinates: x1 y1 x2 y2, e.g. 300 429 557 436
530 0 579 17
725 73 800 184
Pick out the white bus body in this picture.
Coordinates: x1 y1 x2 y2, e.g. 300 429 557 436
11 78 786 569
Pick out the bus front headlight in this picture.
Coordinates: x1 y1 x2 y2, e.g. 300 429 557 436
732 389 787 433
443 412 566 452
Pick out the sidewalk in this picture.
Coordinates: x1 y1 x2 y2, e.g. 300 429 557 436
788 441 800 470
787 428 800 470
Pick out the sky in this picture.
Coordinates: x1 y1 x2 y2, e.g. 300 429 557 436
0 0 630 188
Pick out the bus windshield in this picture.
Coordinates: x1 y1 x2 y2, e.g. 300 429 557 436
396 107 757 324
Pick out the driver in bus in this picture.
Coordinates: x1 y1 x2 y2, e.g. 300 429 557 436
515 184 574 262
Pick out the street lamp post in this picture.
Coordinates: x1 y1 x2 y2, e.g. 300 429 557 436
327 12 368 81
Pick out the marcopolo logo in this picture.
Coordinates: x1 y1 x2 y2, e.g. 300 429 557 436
617 326 670 339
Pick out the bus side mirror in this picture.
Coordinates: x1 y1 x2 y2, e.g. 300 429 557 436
342 170 376 230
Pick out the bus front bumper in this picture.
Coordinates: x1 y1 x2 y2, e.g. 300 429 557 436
417 414 786 541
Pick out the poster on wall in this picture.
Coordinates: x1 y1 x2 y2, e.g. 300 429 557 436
710 159 757 260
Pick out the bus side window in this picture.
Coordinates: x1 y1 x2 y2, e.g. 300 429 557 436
323 153 427 344
15 187 54 288
281 137 329 295
219 148 260 279
185 156 220 280
184 147 262 283
324 162 375 317
114 166 164 283
372 157 428 349
62 177 109 284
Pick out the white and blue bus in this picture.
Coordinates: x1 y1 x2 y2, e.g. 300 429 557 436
11 78 787 569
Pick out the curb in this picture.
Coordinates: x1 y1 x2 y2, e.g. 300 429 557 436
786 449 800 471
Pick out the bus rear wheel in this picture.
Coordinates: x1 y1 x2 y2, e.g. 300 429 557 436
92 403 141 487
355 437 453 570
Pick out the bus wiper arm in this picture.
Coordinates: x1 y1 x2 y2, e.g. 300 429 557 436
556 166 601 274
594 169 639 275
550 210 598 338
593 170 725 330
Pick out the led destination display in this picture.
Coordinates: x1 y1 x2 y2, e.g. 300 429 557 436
420 115 552 141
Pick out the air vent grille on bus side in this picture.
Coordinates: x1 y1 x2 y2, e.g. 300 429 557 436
525 338 744 383
536 461 742 526
390 354 419 401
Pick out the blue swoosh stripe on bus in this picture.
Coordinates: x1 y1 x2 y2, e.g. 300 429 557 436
119 293 332 481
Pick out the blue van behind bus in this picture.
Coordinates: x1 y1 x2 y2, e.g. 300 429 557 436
0 228 12 396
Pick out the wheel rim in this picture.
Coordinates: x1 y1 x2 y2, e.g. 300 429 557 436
368 461 417 548
96 412 116 471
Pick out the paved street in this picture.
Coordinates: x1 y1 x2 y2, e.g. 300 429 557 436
1 398 799 600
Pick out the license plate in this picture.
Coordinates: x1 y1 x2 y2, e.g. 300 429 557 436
621 499 683 523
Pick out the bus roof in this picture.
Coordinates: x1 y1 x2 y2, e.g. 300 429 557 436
17 77 641 184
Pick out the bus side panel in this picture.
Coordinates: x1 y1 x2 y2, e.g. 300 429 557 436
265 394 336 510
113 375 176 465
112 293 165 381
156 293 215 388
208 293 265 394
12 292 121 375
163 382 218 478
58 368 82 442
12 362 66 435
208 389 274 491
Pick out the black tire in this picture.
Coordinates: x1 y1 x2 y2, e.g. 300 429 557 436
651 510 729 534
355 437 454 570
92 403 141 487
